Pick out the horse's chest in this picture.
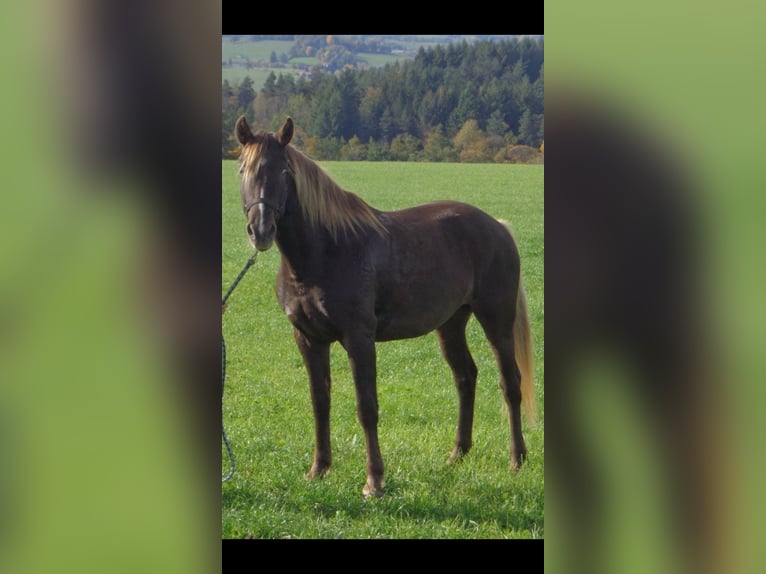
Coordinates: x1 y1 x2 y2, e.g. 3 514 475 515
279 286 337 340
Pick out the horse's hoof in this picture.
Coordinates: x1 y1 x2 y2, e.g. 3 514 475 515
447 446 470 465
362 480 385 499
306 464 330 480
363 487 384 499
510 452 527 471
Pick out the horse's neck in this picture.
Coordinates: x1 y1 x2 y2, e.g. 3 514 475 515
275 195 325 279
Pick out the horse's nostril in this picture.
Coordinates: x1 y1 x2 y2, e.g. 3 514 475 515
246 223 255 238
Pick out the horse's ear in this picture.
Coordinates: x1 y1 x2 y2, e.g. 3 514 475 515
235 115 254 145
277 117 294 147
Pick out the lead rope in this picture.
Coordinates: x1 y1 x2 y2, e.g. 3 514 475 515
222 251 258 483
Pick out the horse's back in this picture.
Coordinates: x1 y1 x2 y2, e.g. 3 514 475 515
384 200 519 277
386 199 513 244
372 201 520 340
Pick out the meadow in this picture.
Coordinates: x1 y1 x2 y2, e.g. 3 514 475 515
222 160 544 539
221 39 302 86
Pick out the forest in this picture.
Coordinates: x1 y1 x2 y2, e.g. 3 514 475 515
222 37 544 163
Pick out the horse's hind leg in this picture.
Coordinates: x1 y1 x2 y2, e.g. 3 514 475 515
474 304 527 470
436 306 478 464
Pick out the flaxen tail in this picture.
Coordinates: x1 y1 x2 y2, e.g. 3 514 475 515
498 218 537 424
515 278 537 424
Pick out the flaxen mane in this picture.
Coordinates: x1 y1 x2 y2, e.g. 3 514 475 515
240 134 387 241
286 145 387 240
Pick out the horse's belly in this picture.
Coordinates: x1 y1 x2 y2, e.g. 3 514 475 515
374 296 468 341
375 319 430 341
375 322 439 341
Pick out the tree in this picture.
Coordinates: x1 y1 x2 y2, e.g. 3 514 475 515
389 134 421 161
486 109 509 138
379 108 395 144
221 80 240 158
517 109 543 147
449 84 481 134
340 136 367 161
366 138 390 161
503 144 542 164
310 76 342 138
423 125 453 162
237 76 256 112
285 93 312 134
263 71 277 96
275 73 295 95
251 91 280 127
453 119 492 162
359 86 384 142
485 110 509 160
337 68 360 140
313 137 341 160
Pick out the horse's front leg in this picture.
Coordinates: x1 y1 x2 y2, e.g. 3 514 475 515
343 333 385 497
293 328 332 479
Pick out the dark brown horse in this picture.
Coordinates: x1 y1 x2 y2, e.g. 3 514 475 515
235 116 536 497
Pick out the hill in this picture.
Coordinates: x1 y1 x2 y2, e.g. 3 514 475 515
222 35 538 87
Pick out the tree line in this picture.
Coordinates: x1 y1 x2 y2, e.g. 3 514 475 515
222 37 544 163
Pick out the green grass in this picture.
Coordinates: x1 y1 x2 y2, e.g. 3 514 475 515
222 160 544 539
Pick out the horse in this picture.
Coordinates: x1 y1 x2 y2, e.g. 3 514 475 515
234 115 536 497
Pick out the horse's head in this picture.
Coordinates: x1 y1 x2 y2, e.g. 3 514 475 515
235 116 294 251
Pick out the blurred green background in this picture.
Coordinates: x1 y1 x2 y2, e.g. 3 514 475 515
546 2 765 573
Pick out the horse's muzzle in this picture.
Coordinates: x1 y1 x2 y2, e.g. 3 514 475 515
246 219 276 251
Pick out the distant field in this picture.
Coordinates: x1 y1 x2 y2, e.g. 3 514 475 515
222 39 295 63
356 53 406 67
222 38 300 86
221 36 489 87
222 160 544 539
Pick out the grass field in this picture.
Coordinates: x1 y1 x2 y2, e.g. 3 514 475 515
221 160 544 539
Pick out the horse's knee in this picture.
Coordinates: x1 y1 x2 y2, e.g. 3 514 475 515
455 374 476 399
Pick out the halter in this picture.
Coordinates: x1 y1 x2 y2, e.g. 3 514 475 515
243 196 284 217
241 164 293 218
